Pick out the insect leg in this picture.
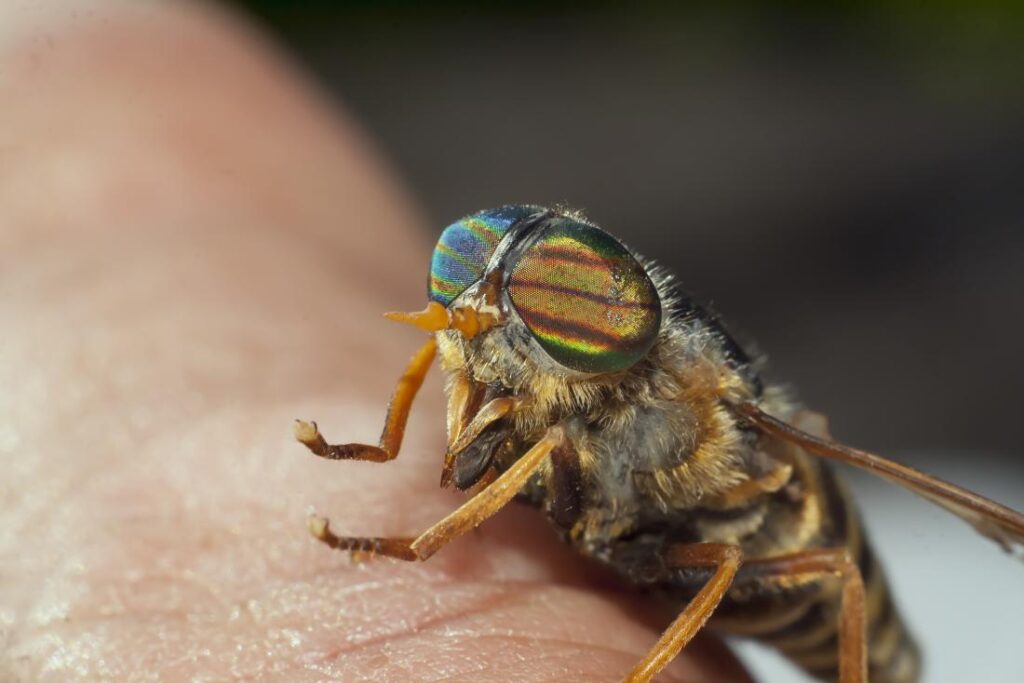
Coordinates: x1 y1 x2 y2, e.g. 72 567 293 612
739 548 867 683
308 425 565 560
294 336 436 462
625 543 743 683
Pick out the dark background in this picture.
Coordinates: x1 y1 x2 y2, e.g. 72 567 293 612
233 1 1024 457
224 4 1024 680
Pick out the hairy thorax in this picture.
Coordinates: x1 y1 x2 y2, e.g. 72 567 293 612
434 314 805 565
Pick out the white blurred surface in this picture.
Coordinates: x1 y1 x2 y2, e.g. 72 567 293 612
733 452 1024 683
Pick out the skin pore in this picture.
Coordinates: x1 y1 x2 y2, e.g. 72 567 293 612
0 2 752 681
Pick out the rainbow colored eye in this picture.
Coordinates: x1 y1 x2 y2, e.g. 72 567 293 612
507 218 661 373
428 206 537 306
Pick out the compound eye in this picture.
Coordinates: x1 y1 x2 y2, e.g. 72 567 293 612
508 218 661 373
428 206 537 307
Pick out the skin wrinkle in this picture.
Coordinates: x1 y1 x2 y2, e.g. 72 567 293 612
348 640 625 683
421 644 693 683
314 580 666 662
316 585 524 660
438 632 645 663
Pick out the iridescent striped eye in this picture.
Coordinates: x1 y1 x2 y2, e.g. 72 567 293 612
428 206 538 307
508 218 661 373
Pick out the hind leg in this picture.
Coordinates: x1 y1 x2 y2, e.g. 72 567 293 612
730 548 868 683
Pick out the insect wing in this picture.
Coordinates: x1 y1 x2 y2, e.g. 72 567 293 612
733 401 1024 557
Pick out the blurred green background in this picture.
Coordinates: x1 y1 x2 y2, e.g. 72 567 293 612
230 1 1024 455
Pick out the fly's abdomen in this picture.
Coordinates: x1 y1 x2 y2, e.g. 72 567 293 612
712 462 921 683
760 534 921 683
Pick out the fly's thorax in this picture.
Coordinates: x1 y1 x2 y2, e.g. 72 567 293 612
436 310 769 518
427 205 772 540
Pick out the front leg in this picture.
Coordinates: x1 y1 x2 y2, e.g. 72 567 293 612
309 425 565 561
294 336 436 462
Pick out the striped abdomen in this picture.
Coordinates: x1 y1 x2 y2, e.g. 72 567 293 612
714 462 921 683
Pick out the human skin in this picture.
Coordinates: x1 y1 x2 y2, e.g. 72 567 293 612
0 2 754 681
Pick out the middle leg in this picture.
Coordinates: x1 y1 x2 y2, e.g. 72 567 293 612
625 543 744 683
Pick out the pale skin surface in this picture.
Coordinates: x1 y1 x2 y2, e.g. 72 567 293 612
0 2 754 681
